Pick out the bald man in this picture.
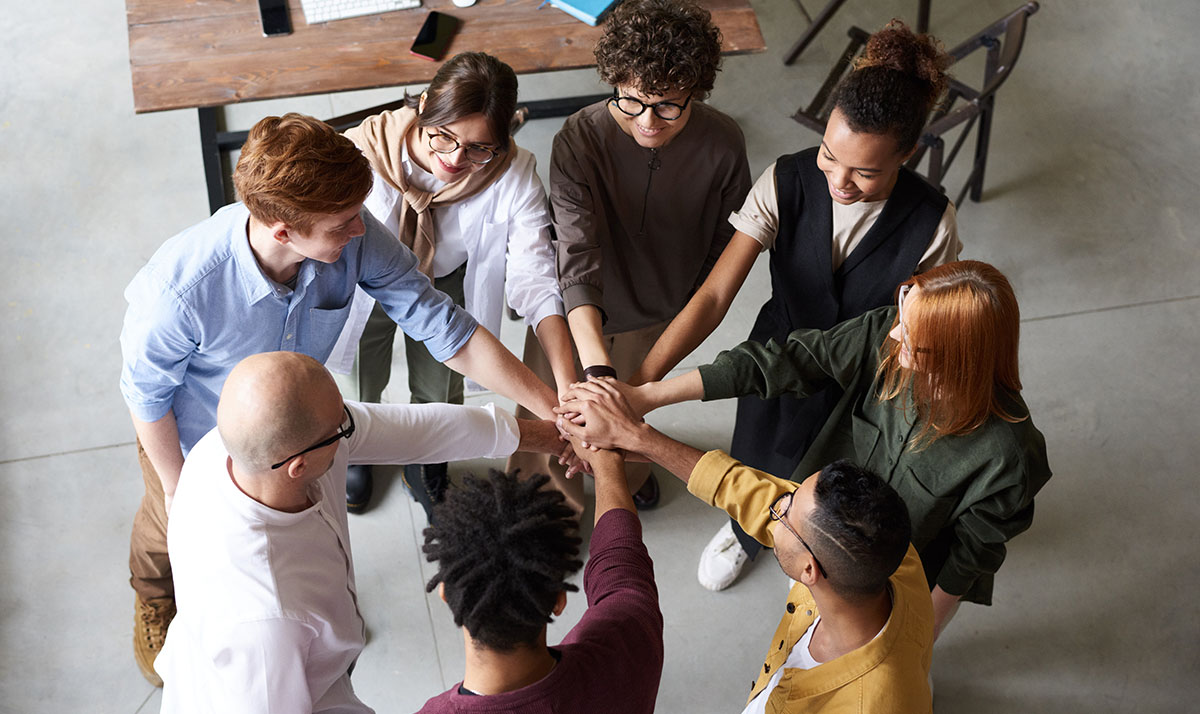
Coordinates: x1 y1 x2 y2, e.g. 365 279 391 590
155 352 563 714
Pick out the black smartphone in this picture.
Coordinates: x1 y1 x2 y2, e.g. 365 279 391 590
410 11 460 62
258 0 292 37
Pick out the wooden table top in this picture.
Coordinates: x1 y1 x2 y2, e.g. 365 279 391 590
126 0 765 113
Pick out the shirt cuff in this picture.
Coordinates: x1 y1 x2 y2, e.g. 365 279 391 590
563 283 607 325
697 360 742 402
525 297 566 330
685 450 740 506
934 554 979 598
728 212 773 251
421 308 479 363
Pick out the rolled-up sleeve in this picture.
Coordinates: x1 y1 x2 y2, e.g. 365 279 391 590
119 267 197 422
550 131 606 321
355 212 477 362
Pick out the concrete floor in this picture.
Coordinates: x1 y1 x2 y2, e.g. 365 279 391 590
1 0 1197 711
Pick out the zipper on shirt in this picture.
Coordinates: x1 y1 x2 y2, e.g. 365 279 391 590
638 148 660 234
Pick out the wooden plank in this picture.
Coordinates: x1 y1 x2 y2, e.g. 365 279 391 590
126 0 765 113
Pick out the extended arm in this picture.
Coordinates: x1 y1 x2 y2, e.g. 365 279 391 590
630 231 761 384
567 306 611 370
534 315 579 396
443 327 558 419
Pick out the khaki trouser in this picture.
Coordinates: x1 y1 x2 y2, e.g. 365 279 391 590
334 264 467 406
506 319 669 516
129 439 172 600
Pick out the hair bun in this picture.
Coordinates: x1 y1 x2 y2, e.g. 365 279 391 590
857 20 950 101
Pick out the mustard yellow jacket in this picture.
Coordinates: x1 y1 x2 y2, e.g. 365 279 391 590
689 450 934 713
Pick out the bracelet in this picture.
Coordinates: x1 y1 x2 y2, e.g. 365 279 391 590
582 364 618 380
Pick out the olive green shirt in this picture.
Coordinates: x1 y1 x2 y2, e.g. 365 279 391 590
697 306 1051 604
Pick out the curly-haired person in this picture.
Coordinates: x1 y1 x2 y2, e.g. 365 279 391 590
508 0 752 514
417 456 663 713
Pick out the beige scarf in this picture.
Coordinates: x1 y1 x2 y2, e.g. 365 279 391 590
344 106 515 277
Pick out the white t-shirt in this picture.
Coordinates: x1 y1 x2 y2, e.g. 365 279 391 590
157 400 520 714
740 616 887 714
729 162 961 273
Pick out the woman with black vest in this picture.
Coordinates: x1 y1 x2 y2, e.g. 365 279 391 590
626 21 962 591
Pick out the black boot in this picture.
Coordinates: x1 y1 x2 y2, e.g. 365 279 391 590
404 463 449 524
633 472 661 510
346 465 374 515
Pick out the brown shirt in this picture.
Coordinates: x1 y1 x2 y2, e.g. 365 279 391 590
550 100 751 335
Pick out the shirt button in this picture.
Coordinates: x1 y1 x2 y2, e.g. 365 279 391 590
286 334 293 340
764 663 771 674
806 610 813 616
786 603 795 613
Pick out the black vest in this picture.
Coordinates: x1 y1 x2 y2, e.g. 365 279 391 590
730 147 948 475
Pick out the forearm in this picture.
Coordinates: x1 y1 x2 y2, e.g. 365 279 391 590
444 328 558 419
567 305 611 370
632 295 725 385
534 314 578 396
130 410 185 497
624 422 705 485
590 450 635 523
637 370 706 413
516 418 566 456
931 585 963 640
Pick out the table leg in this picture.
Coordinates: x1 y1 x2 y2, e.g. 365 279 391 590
198 107 227 215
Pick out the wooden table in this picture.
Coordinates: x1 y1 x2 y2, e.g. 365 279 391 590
125 0 766 211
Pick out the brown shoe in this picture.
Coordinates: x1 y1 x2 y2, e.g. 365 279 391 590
134 595 175 687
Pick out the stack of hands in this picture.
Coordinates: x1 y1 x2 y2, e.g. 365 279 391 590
553 377 651 475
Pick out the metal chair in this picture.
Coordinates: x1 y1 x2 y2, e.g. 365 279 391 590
791 2 1040 206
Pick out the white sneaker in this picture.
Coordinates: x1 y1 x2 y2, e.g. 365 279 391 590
697 521 751 591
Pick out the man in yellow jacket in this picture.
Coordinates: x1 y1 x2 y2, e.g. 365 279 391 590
558 379 934 713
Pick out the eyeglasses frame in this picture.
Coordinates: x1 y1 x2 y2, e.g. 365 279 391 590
426 130 500 166
769 489 829 579
609 89 693 121
270 405 355 470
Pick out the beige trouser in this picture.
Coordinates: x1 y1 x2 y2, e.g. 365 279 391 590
506 319 668 516
129 440 172 601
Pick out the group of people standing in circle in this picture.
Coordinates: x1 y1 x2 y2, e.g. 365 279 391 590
123 0 1051 710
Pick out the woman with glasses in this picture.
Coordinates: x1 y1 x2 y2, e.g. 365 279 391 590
509 0 752 514
331 51 572 516
624 21 964 591
580 260 1051 637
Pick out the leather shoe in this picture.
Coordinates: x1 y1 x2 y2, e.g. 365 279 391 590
346 465 373 514
404 463 449 524
632 472 661 510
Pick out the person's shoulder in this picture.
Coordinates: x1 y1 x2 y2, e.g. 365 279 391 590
413 688 456 714
557 100 610 140
142 204 247 293
691 102 747 150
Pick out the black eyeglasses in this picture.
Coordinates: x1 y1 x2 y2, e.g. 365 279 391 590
426 131 501 165
609 89 692 121
271 406 355 470
769 490 828 578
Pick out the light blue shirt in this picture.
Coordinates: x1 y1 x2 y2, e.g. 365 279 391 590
119 203 477 454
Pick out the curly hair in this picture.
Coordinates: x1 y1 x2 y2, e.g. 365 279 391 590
806 460 911 601
593 0 723 99
423 470 583 651
832 20 951 153
233 113 372 233
403 51 519 151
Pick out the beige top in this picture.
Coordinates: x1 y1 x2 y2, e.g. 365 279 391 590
729 162 961 272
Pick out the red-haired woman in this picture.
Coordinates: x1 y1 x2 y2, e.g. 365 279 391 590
602 260 1051 636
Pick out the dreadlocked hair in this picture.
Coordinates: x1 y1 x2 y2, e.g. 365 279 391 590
423 470 583 651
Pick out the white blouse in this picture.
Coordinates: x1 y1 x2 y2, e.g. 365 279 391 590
328 144 564 372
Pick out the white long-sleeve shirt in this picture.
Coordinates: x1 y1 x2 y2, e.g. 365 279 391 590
156 400 520 713
327 145 563 373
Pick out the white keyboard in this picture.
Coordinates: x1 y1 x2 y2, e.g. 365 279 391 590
300 0 422 24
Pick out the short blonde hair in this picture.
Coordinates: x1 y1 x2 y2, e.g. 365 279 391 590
233 113 372 233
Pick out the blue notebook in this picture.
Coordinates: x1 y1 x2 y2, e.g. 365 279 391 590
546 0 618 26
